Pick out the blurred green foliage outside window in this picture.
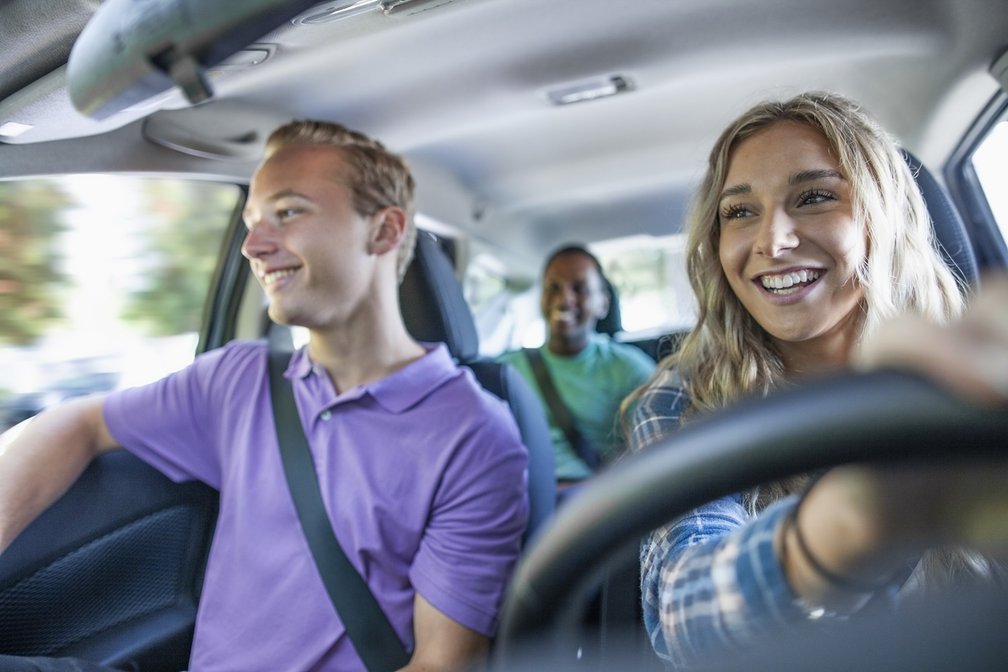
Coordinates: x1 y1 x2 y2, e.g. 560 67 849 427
0 177 239 428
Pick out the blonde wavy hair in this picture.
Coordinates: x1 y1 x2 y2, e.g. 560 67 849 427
627 92 967 513
265 120 417 281
670 91 963 417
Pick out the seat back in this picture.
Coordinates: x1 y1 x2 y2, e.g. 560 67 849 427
399 231 556 544
595 275 622 336
902 150 980 289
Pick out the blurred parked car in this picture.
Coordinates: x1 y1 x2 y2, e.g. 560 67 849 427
0 371 119 431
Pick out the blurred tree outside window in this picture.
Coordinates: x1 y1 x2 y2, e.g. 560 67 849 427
0 182 69 345
0 176 239 430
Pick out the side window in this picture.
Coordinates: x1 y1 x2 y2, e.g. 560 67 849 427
592 235 696 335
0 176 240 431
970 118 1008 243
473 234 696 356
465 252 520 354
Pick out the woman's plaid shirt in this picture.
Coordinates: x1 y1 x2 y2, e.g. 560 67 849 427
628 369 812 667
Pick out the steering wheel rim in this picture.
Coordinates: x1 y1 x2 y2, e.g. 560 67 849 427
494 369 1008 663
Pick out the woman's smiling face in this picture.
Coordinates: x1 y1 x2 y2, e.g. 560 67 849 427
717 121 868 370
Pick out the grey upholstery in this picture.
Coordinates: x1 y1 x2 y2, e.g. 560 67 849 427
902 149 980 288
399 234 481 360
594 276 622 336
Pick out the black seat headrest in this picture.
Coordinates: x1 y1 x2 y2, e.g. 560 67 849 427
902 150 979 288
399 230 481 361
595 275 623 336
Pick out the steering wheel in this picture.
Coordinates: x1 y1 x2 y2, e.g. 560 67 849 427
492 370 1008 670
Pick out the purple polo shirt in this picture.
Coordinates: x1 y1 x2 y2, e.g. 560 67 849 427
103 340 529 672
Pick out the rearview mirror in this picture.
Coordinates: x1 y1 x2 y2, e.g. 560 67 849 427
66 0 318 119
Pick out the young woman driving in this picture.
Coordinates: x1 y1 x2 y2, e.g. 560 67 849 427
628 91 1008 667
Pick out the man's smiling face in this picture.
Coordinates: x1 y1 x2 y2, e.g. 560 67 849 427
241 144 378 331
540 251 610 356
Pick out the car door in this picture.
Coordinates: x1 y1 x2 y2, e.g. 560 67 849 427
0 176 246 671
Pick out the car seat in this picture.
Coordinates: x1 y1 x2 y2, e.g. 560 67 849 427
901 150 980 288
594 275 622 336
399 230 556 544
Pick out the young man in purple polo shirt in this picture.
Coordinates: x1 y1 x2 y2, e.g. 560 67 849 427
0 121 529 671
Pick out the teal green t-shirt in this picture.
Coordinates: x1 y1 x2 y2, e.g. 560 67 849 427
499 334 656 481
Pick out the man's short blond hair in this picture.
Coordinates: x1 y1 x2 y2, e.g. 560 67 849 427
265 120 417 280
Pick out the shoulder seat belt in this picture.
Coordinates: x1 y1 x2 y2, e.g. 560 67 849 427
268 349 410 672
522 347 600 471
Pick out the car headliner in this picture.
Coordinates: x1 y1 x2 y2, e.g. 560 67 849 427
1 0 1006 278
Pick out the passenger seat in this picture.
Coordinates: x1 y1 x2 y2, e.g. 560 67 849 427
399 231 556 544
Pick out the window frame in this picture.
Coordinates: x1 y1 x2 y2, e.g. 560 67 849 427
944 91 1008 271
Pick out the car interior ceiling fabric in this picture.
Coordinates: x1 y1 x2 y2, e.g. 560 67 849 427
398 231 557 544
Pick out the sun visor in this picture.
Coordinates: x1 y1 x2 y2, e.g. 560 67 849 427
66 0 318 120
991 48 1008 93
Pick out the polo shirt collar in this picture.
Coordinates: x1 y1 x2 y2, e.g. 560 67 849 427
289 346 317 380
288 342 460 413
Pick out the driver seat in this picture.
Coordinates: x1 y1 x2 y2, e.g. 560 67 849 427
902 149 980 288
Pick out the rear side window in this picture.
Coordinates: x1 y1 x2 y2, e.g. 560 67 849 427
971 119 1008 243
474 234 697 355
0 176 239 431
592 234 696 334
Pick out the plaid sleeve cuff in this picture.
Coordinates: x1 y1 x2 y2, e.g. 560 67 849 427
649 495 813 666
733 495 811 625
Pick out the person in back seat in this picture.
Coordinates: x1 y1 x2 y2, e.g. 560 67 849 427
0 120 528 672
627 91 1008 668
499 245 655 498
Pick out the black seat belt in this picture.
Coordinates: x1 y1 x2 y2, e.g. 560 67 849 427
268 349 410 672
522 348 600 471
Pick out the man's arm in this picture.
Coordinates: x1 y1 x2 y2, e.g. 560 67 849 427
401 593 489 672
0 395 120 553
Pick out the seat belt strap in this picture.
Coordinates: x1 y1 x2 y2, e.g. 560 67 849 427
522 348 600 471
268 349 410 672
